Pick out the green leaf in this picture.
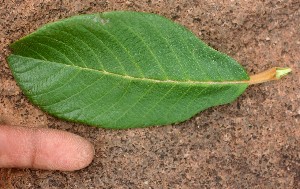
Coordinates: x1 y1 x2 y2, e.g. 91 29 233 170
7 11 249 129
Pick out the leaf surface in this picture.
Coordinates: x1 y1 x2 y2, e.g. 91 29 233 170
8 11 249 129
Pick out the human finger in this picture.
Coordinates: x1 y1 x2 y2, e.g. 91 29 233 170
0 125 94 171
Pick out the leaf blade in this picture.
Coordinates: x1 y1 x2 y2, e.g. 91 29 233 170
8 11 249 129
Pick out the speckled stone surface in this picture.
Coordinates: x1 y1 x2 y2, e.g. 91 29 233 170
0 0 299 188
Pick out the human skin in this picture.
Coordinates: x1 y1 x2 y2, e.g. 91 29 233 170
0 125 94 171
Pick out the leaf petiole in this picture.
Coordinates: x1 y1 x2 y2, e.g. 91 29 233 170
248 67 292 85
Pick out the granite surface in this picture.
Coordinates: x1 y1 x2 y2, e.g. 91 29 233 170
0 0 299 188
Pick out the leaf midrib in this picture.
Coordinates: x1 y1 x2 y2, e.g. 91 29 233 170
11 54 249 85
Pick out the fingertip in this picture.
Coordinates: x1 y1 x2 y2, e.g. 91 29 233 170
32 128 95 171
57 132 95 171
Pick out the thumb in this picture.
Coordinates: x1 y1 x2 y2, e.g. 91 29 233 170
0 125 94 171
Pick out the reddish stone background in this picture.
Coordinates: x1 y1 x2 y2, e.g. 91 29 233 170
0 0 299 188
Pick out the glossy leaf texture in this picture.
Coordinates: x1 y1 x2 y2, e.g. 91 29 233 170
8 11 249 129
